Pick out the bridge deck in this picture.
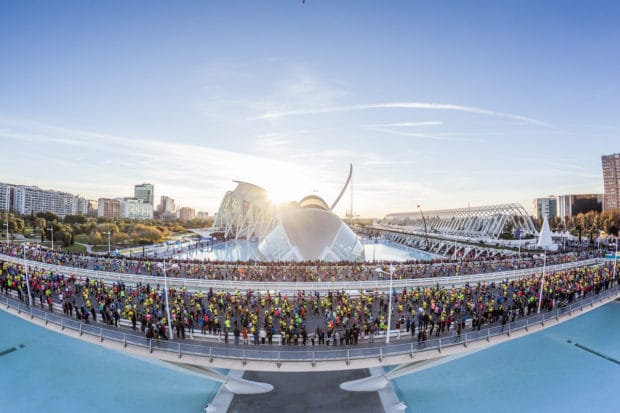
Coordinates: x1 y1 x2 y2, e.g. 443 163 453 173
2 284 618 372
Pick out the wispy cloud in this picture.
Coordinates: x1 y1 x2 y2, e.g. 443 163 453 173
0 129 84 146
362 125 448 141
0 116 323 208
361 160 417 165
251 101 552 127
362 121 443 128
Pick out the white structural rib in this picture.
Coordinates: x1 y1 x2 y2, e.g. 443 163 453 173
167 362 274 394
330 163 353 211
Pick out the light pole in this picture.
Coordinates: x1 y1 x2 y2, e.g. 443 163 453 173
22 244 33 307
162 260 174 340
417 204 430 250
516 226 522 257
47 227 54 250
374 265 395 344
3 221 8 244
614 237 618 286
102 231 111 254
537 253 547 314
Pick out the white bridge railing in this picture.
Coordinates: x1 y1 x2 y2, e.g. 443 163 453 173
0 253 605 293
2 284 618 367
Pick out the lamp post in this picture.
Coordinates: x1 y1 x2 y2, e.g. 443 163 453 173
537 253 547 314
47 227 54 250
614 237 618 286
374 265 396 344
417 204 430 250
102 231 111 254
453 239 457 260
162 260 174 340
22 244 33 307
3 221 8 244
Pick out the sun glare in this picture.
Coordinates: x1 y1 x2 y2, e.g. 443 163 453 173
267 184 302 205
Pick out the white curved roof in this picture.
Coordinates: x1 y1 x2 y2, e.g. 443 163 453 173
259 208 364 261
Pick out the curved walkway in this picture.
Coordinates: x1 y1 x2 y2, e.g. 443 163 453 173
0 257 618 371
2 278 618 372
0 253 603 293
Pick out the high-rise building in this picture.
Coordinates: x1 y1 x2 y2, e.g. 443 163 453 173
157 196 176 214
0 183 13 212
557 194 603 219
533 196 557 219
98 198 121 219
134 183 154 208
87 200 98 216
75 196 90 215
177 207 195 221
13 185 77 217
602 153 620 211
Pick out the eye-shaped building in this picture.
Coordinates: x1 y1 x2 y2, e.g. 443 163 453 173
213 165 365 262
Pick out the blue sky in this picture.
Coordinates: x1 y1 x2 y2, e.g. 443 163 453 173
0 1 618 217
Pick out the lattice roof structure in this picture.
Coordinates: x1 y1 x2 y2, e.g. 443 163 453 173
383 203 537 240
212 181 278 240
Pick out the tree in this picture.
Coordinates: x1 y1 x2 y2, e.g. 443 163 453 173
88 231 103 246
64 215 87 224
132 224 163 244
36 211 59 223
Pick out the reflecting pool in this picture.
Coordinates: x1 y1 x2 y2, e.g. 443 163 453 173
173 239 434 262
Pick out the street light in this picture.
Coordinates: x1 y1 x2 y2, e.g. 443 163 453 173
160 260 174 340
102 231 111 254
537 253 547 314
3 221 8 244
374 265 396 344
47 227 54 250
22 244 33 307
417 204 430 250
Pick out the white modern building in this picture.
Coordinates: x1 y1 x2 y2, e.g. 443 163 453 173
258 195 364 261
12 185 77 217
213 181 277 241
383 203 537 240
213 165 364 262
119 198 153 220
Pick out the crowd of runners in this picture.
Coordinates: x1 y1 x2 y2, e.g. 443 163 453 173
0 242 604 283
1 244 616 347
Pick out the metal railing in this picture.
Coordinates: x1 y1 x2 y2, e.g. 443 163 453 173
0 253 605 293
3 284 618 367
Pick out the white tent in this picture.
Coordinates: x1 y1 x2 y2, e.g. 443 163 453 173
536 215 557 250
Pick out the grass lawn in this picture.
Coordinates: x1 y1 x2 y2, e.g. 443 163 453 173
62 244 87 253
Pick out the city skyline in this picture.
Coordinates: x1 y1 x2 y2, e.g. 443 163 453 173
1 1 618 217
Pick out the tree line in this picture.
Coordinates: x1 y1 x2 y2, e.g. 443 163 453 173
0 211 213 248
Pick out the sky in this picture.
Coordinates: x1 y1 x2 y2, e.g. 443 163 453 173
0 1 618 218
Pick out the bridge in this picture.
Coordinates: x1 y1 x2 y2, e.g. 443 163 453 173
2 254 618 382
382 203 537 240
